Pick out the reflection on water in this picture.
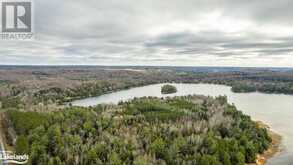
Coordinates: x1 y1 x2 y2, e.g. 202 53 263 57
72 83 293 165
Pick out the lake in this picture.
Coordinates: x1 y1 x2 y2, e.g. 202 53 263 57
72 83 293 165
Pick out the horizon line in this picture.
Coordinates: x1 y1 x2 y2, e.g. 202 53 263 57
0 64 293 69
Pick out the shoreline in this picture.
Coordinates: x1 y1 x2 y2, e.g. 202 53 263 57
252 121 282 165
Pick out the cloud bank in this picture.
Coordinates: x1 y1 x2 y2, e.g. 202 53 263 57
1 0 293 67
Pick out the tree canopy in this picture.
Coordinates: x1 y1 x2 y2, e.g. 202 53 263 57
6 95 271 165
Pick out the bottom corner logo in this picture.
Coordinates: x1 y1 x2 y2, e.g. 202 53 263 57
0 151 29 164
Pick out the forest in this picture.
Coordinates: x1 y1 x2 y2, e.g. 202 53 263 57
4 95 271 165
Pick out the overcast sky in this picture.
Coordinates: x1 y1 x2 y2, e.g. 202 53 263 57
1 0 293 67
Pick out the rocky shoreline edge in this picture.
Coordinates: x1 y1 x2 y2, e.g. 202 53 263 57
250 121 282 165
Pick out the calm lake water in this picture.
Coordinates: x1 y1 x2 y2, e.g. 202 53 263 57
72 83 293 165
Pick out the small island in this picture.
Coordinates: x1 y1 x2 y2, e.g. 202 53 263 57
161 84 177 94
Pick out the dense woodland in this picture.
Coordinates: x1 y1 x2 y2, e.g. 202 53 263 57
5 96 271 165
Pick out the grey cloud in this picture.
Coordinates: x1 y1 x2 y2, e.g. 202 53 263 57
143 30 293 60
144 31 241 48
1 0 293 66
